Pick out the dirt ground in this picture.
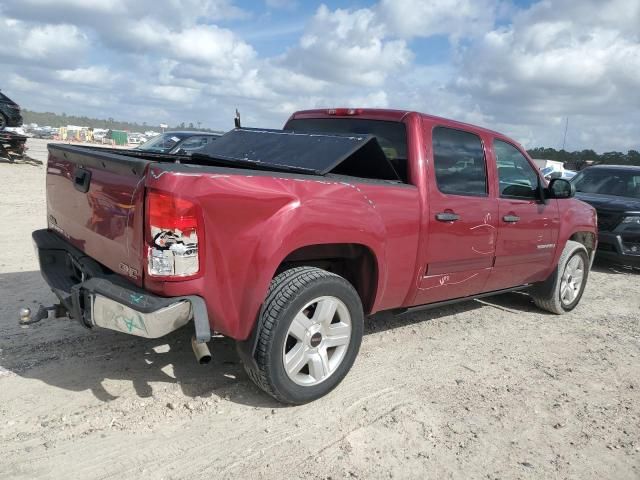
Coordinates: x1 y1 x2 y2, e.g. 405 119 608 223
1 138 639 480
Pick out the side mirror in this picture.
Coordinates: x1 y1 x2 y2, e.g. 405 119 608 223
547 178 575 199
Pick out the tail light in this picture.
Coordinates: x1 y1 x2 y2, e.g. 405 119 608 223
146 190 201 277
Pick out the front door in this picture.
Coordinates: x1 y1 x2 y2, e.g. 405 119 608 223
413 126 498 305
485 139 560 291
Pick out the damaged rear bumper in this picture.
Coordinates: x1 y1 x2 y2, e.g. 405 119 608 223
32 229 210 341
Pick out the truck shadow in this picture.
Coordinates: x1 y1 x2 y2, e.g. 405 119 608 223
0 270 557 408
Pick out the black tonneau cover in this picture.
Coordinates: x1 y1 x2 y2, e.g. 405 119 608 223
192 128 400 181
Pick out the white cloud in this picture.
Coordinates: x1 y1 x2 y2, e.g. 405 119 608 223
0 0 247 26
168 25 256 72
148 86 200 103
378 0 498 39
0 19 86 67
449 0 640 150
283 5 412 87
55 66 120 86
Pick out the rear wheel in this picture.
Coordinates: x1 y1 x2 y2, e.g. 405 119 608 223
530 240 589 314
0 113 7 130
242 267 364 404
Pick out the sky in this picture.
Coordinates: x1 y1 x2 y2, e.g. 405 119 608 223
0 0 639 152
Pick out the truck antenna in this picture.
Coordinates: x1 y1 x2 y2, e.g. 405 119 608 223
562 117 569 150
234 109 241 129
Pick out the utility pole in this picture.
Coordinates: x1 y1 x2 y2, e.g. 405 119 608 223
562 117 569 150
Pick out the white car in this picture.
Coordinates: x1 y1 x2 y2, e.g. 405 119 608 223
128 134 146 145
541 165 576 182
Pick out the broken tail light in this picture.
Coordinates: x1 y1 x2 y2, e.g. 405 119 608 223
146 190 201 278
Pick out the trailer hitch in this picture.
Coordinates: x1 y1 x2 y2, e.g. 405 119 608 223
19 303 68 326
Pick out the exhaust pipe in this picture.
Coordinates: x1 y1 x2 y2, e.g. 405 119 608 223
191 336 212 364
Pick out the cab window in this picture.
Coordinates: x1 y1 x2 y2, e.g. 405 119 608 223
494 140 539 199
432 127 487 196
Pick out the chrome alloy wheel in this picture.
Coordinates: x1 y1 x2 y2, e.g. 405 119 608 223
282 296 352 386
560 254 585 306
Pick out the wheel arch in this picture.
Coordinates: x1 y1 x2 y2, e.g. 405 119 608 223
274 243 380 315
568 231 597 265
236 243 380 365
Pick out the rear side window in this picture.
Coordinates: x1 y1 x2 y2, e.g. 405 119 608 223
432 127 487 196
284 118 409 182
494 140 539 199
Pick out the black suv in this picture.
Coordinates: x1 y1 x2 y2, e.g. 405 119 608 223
573 165 640 267
0 90 23 130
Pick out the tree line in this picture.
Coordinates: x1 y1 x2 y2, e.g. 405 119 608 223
527 147 640 169
21 109 225 134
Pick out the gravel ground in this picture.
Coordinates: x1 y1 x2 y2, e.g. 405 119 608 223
0 139 639 479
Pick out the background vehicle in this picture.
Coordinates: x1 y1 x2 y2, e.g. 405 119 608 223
31 128 55 139
32 108 597 404
541 165 576 182
127 133 147 145
136 131 221 154
0 130 28 161
572 165 640 267
0 90 23 130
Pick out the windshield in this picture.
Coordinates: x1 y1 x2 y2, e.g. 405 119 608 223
572 169 640 198
138 132 189 152
283 118 408 182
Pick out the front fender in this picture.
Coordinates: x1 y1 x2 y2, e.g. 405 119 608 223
546 198 597 276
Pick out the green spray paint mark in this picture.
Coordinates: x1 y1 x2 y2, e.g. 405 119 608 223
130 294 144 304
115 313 148 335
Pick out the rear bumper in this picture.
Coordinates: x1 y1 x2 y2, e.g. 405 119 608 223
33 229 211 341
596 231 640 267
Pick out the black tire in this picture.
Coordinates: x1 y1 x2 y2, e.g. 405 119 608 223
241 267 364 404
0 113 6 131
530 240 590 314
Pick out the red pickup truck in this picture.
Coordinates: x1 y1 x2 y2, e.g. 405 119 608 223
32 109 597 403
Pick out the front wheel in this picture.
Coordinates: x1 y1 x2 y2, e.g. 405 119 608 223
530 240 590 314
241 267 364 404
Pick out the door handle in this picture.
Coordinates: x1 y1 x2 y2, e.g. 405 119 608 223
503 214 520 223
73 168 92 193
436 212 460 222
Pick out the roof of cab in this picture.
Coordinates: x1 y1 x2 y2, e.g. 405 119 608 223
290 108 506 139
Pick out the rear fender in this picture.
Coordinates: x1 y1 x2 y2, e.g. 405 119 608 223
235 189 387 341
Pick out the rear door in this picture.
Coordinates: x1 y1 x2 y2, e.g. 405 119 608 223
484 139 559 291
413 126 498 305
